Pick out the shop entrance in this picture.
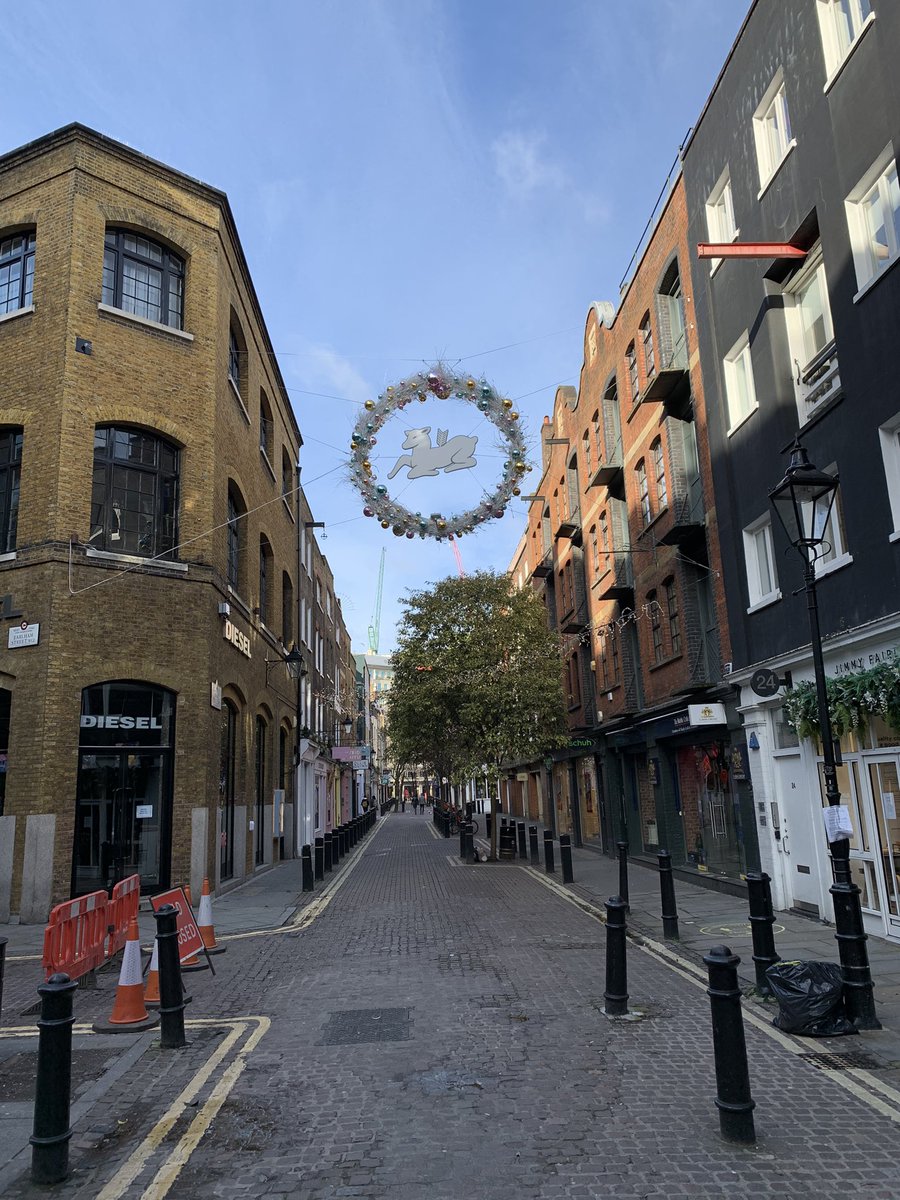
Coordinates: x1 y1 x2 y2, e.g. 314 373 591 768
72 681 174 897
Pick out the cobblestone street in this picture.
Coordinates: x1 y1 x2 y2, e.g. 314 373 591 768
5 813 900 1199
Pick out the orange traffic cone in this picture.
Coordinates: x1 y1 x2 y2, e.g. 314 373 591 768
93 919 159 1033
197 878 226 955
181 885 210 973
144 937 160 1007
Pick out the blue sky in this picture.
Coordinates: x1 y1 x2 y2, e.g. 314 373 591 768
8 0 747 653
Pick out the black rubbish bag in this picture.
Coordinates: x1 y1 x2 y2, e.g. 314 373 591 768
765 961 858 1037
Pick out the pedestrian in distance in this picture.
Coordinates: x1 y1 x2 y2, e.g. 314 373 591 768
401 797 406 812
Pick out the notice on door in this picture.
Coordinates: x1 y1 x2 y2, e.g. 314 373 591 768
136 804 153 819
883 792 897 821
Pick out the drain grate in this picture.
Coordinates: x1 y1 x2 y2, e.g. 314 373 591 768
320 1007 410 1046
798 1049 886 1071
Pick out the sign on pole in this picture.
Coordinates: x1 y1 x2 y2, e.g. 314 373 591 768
150 887 204 963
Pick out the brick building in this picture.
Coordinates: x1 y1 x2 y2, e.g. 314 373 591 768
511 171 758 889
0 124 348 922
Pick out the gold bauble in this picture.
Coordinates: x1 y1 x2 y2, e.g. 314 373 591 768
418 392 427 402
380 520 390 529
513 487 521 496
502 398 513 408
362 460 372 471
509 411 519 420
386 386 394 393
364 399 375 410
437 519 447 529
466 379 476 389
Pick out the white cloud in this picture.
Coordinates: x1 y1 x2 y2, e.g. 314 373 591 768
491 130 567 195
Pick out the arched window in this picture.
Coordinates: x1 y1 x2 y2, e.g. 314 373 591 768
90 426 179 558
281 448 294 509
282 572 294 644
0 231 35 314
626 342 639 403
255 715 267 865
228 314 247 399
652 438 668 509
658 260 687 369
636 459 651 525
259 535 272 624
641 312 655 380
664 576 681 655
227 484 246 591
599 510 610 573
102 229 184 329
219 699 238 881
0 428 22 553
259 390 274 463
648 590 663 663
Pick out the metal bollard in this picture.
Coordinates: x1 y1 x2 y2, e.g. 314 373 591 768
486 811 492 840
465 821 476 865
314 837 325 881
746 872 779 994
0 935 6 1018
334 826 343 865
604 896 628 1017
543 830 555 874
324 832 333 873
153 903 187 1050
459 816 467 860
342 824 349 856
301 845 314 891
703 945 756 1144
517 822 527 860
617 841 630 912
657 849 680 939
30 972 78 1184
560 834 574 883
528 825 539 864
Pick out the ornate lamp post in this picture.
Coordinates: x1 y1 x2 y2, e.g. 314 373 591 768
769 439 879 1028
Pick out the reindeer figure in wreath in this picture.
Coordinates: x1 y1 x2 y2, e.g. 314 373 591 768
387 427 479 480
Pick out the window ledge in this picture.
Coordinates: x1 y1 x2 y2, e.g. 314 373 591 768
85 547 188 573
709 229 740 276
727 402 760 438
747 589 782 614
229 376 251 424
852 251 900 304
824 12 876 94
260 448 276 482
889 530 900 545
649 652 684 673
281 496 296 522
816 552 853 579
0 304 34 326
97 303 194 342
0 551 16 563
757 140 798 201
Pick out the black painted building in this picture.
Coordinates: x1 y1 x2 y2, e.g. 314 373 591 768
683 0 900 940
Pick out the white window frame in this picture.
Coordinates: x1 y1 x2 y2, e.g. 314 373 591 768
705 168 738 273
743 516 781 611
816 0 875 89
846 145 900 298
783 244 840 419
723 332 758 434
752 70 796 195
879 414 900 541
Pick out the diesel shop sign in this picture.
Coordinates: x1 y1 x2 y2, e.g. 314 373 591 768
80 715 162 731
223 619 251 658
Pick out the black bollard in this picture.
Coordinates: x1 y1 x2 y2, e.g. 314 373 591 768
341 824 349 857
30 972 77 1184
324 832 333 873
517 822 527 860
560 834 575 883
485 811 492 840
153 903 187 1050
301 845 314 891
703 945 756 1144
334 826 343 865
528 825 539 864
459 816 467 860
831 875 881 1029
0 935 6 1017
746 872 779 994
314 837 325 881
465 821 476 865
543 830 555 874
604 896 628 1017
657 850 680 940
617 841 630 912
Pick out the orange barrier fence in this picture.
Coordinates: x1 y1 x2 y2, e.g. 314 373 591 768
107 874 141 958
42 889 109 981
42 874 141 981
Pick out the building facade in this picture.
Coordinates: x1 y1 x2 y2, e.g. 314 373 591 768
0 125 347 921
682 0 900 938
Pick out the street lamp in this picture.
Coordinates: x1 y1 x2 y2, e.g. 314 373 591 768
769 438 879 1028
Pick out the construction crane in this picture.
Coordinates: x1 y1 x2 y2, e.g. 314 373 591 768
367 547 386 654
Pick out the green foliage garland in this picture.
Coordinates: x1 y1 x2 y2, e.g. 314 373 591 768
782 653 900 739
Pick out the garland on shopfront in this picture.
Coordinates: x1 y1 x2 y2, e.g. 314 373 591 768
782 653 900 740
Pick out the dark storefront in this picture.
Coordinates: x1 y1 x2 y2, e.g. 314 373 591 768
72 680 175 897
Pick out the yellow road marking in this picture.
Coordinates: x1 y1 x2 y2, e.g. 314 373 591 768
520 863 900 1120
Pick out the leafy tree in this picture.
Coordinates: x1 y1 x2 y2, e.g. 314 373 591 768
387 570 569 854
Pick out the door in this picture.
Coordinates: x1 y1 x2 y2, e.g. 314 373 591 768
864 758 900 937
773 754 822 911
73 750 167 895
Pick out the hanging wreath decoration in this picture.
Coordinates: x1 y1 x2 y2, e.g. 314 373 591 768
349 364 531 539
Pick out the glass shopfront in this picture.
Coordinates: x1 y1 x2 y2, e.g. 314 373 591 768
72 681 175 897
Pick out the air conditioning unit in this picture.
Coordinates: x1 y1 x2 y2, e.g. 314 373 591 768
723 662 734 676
218 602 231 617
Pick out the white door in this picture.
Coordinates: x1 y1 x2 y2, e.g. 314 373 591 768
773 754 822 911
862 758 900 939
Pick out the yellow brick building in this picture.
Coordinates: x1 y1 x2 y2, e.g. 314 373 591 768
0 124 321 921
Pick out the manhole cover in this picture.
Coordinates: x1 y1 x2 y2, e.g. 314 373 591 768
321 1008 410 1045
0 1049 114 1102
